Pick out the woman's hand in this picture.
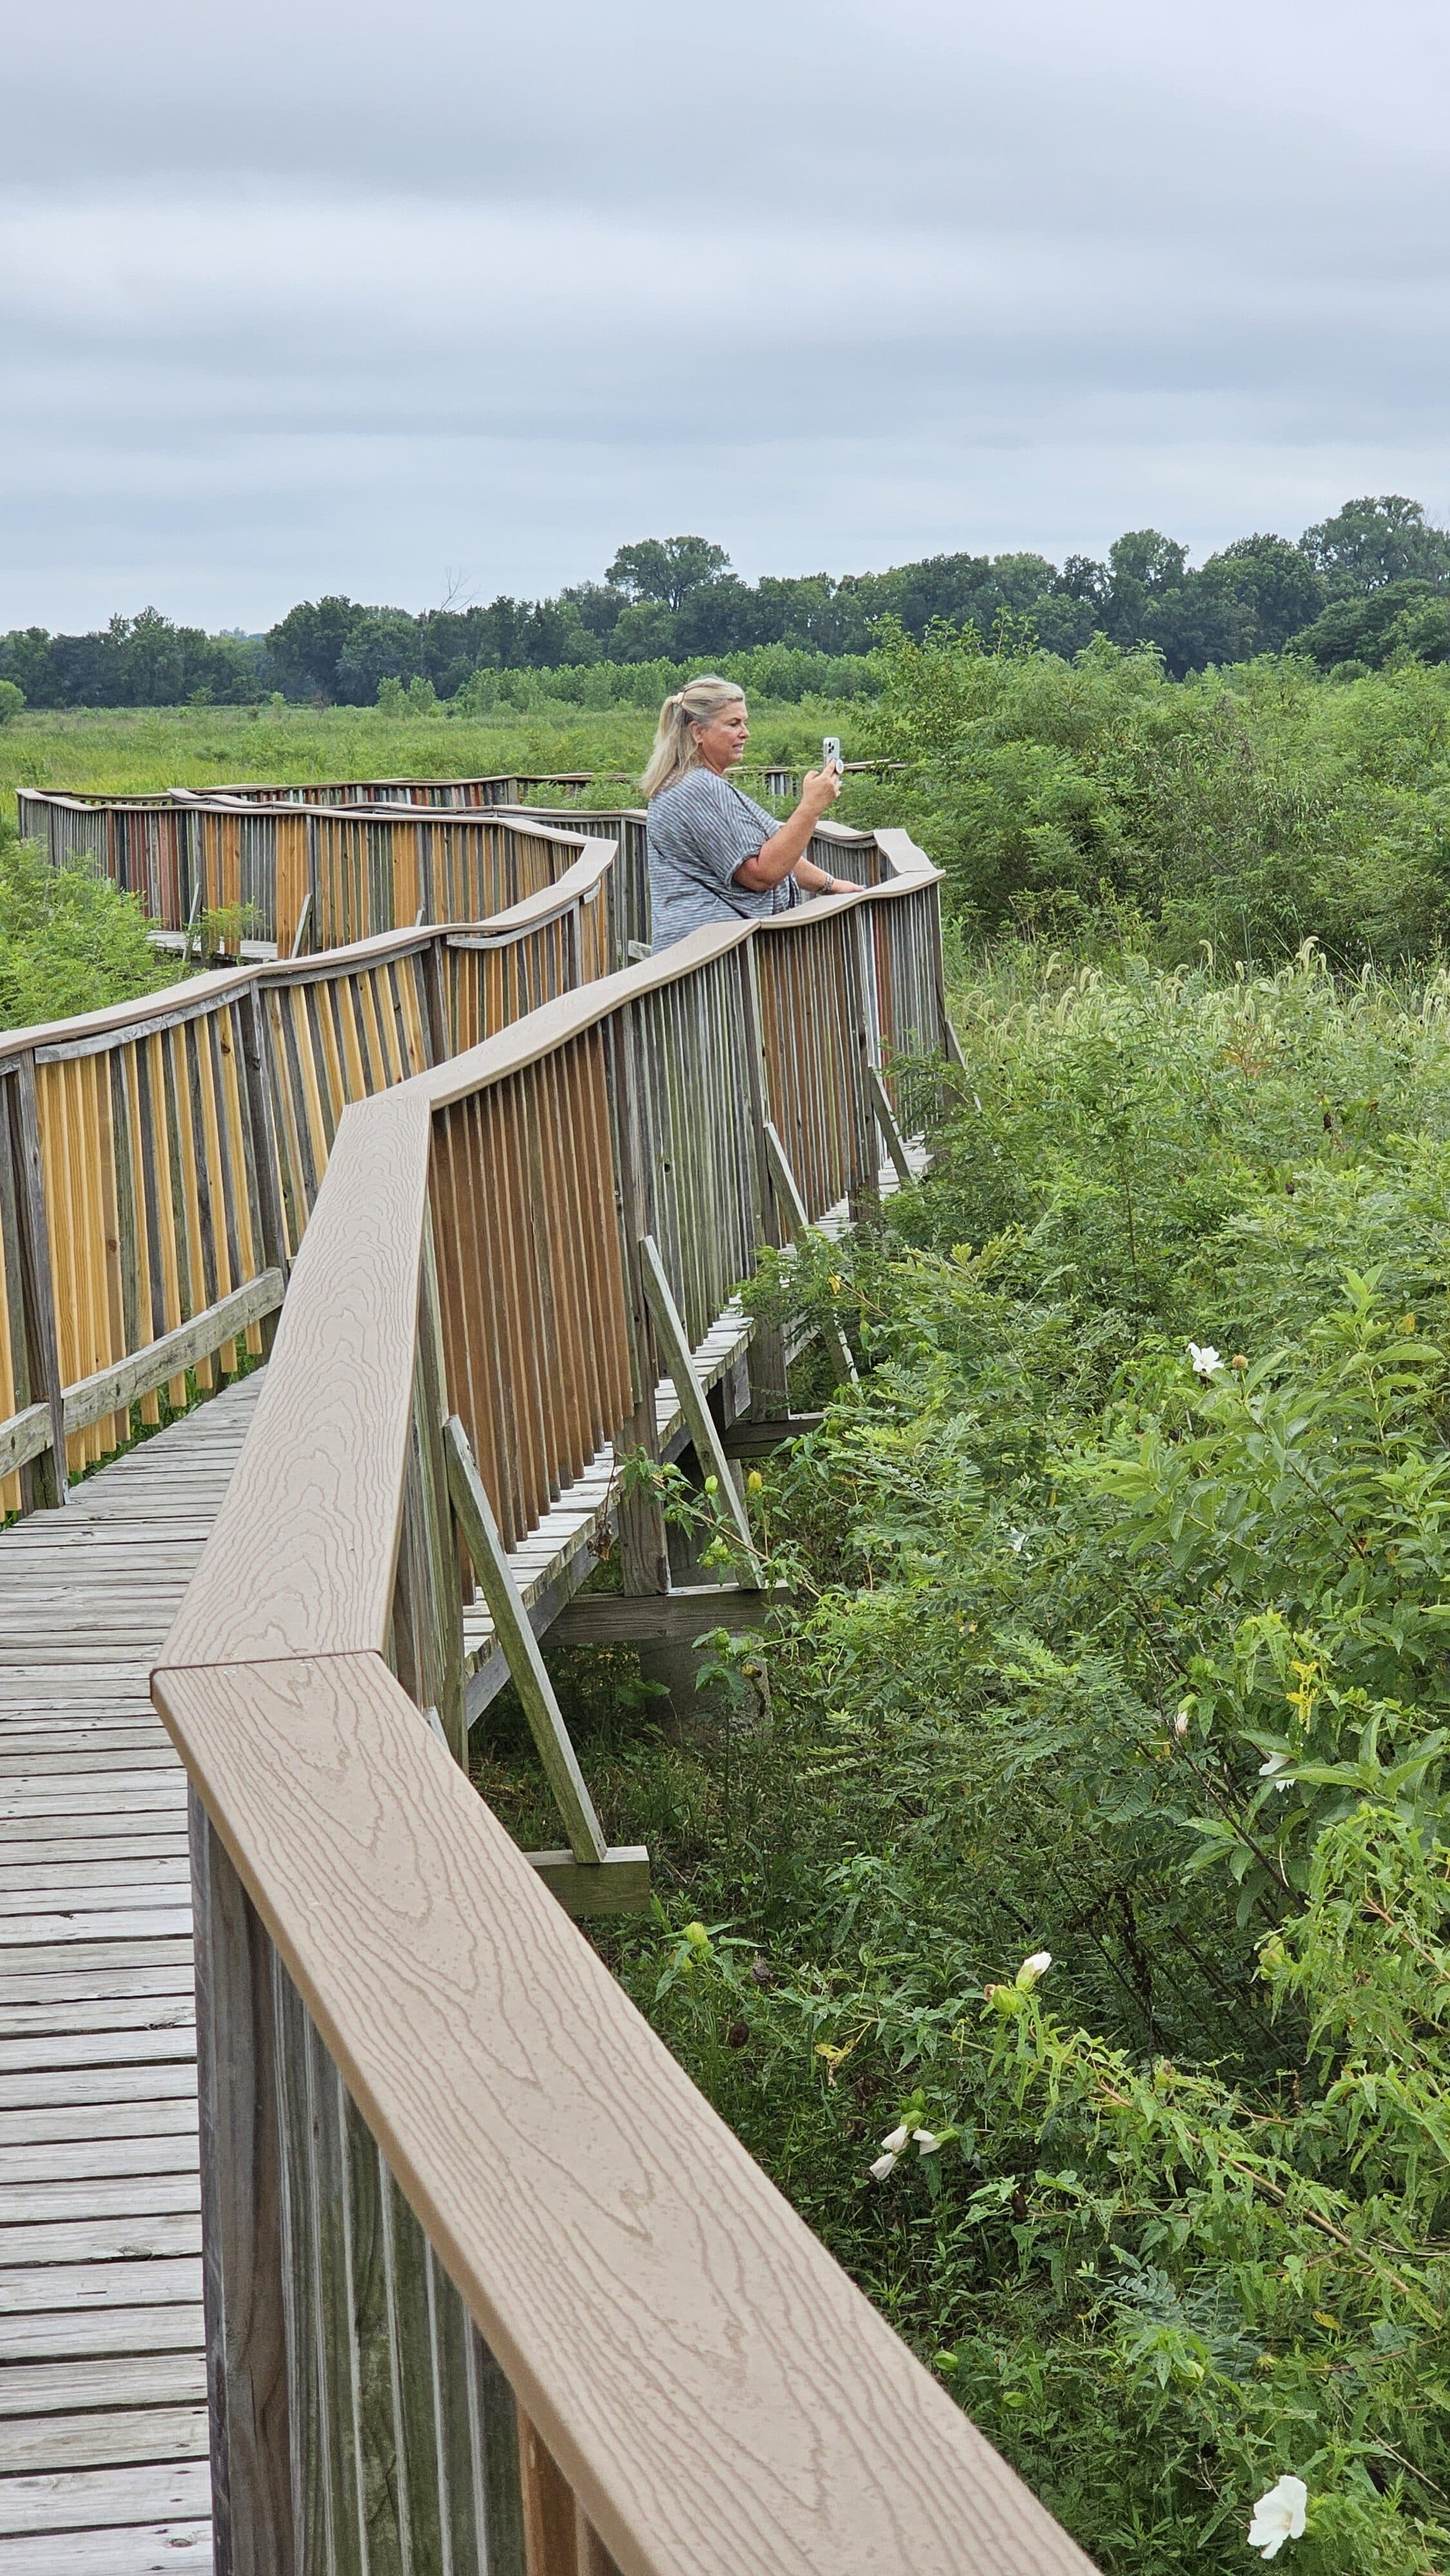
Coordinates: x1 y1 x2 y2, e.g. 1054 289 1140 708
735 764 844 891
798 764 843 819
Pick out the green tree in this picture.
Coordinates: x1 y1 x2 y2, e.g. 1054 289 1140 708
1299 494 1450 595
335 610 421 703
605 535 730 611
1287 578 1438 668
0 679 23 724
265 595 369 700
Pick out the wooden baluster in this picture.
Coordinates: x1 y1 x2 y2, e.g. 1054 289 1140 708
238 985 289 1356
607 1008 670 1597
422 925 451 1065
6 1050 67 1509
519 2415 624 2576
738 944 789 1419
190 1795 296 2576
417 1216 467 1761
845 906 883 1222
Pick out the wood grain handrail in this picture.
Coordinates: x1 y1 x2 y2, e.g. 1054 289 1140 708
152 838 1097 2575
0 817 624 1522
446 837 615 940
160 835 939 1665
0 830 616 1064
17 774 594 811
156 1643 1093 2576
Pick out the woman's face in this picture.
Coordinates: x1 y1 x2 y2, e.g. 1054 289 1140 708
692 697 749 773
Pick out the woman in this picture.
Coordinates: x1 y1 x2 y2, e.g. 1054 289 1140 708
642 675 845 951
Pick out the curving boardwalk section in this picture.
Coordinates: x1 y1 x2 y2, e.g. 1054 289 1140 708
0 1375 264 2573
0 799 1097 2573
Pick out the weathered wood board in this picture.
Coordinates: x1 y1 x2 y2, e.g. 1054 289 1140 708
0 1375 263 2570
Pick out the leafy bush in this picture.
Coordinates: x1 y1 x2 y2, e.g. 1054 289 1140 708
0 823 171 1027
840 625 1450 966
480 950 1450 2572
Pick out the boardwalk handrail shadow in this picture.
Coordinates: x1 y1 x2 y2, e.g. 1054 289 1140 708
151 829 1098 2576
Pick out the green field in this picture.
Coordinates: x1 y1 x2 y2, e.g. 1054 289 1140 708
0 699 860 806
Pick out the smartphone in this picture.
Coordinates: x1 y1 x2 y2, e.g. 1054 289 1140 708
822 736 843 774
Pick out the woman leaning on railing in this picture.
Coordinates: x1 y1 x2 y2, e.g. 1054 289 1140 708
642 674 846 949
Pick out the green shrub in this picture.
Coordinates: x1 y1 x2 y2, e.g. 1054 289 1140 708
478 949 1450 2573
0 823 171 1027
840 625 1450 967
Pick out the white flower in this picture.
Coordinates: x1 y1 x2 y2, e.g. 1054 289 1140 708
880 2123 910 2155
1258 1751 1292 1790
1247 2473 1308 2559
1173 1709 1191 1739
1015 1950 1052 1989
1187 1341 1224 1379
869 2150 899 2182
913 2128 943 2154
1008 1528 1028 1556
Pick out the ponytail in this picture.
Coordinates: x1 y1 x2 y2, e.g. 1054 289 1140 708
641 676 745 799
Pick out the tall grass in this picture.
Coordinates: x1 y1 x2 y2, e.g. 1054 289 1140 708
0 699 864 805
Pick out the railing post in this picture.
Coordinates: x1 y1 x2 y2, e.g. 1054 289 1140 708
393 1214 469 1764
239 986 290 1346
6 1051 67 1510
845 906 883 1224
738 944 789 1418
608 1009 670 1597
422 927 452 1066
191 1792 296 2576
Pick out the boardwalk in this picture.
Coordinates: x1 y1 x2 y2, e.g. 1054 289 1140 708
0 1374 263 2575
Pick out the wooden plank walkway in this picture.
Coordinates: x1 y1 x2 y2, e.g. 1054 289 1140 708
0 1374 265 2576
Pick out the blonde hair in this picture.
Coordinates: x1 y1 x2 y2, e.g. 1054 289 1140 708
641 676 746 800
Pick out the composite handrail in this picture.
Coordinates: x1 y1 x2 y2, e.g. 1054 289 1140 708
211 771 596 805
0 822 616 1519
15 786 621 957
16 777 889 974
151 833 1094 2576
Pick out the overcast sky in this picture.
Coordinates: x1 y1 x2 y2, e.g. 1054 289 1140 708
4 0 1449 631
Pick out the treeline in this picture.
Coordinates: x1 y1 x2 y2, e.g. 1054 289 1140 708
7 497 1450 710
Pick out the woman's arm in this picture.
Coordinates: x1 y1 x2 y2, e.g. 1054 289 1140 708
733 764 842 893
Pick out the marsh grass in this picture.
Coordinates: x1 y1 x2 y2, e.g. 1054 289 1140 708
0 698 862 804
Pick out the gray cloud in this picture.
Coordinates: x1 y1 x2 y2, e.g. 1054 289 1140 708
4 0 1450 627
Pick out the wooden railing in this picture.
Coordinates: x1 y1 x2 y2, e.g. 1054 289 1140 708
16 779 891 1001
14 790 618 958
15 773 592 852
214 772 596 807
0 832 614 1520
150 834 1093 2576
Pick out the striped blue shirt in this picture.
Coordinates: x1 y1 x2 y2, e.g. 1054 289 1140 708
646 770 802 951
